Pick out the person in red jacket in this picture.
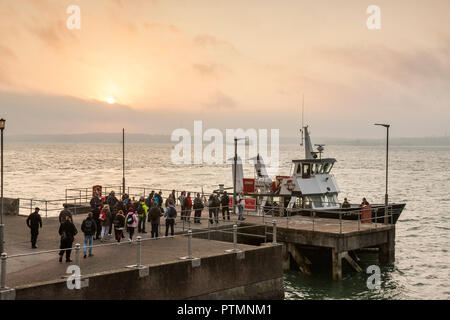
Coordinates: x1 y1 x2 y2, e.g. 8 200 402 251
186 192 193 222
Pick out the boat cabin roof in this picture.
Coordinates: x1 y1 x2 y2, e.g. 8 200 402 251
292 158 336 164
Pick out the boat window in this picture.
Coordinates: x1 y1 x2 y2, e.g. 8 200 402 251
296 164 302 175
290 163 295 176
327 195 337 207
311 163 317 175
311 196 323 208
324 162 333 174
303 196 311 208
302 163 311 178
318 163 324 174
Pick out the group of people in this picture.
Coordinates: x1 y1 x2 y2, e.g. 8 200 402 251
26 189 247 263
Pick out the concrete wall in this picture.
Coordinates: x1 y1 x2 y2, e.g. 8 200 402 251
12 245 284 300
0 198 19 216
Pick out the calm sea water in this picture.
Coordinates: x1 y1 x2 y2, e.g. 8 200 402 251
3 142 450 300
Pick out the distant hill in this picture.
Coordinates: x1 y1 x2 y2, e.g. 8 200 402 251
6 133 450 146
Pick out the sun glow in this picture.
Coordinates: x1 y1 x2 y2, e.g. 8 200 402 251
107 97 115 104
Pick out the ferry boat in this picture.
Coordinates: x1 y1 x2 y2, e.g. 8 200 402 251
229 126 405 224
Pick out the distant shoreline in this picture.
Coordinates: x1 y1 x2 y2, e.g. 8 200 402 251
5 133 450 146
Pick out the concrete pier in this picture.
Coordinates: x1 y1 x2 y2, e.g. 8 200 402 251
0 214 283 300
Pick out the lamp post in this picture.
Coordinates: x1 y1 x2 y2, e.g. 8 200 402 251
122 128 125 198
374 123 390 224
233 137 246 215
0 118 5 254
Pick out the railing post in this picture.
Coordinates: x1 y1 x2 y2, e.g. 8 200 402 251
74 243 80 266
208 218 211 240
272 220 277 244
1 252 7 289
358 209 361 231
233 224 238 252
339 212 342 234
136 236 142 268
187 229 193 259
45 201 48 219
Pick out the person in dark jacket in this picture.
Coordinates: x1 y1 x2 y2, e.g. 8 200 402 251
342 198 351 209
155 191 163 208
164 200 177 237
81 212 97 258
58 215 78 263
59 204 73 224
26 207 42 249
193 193 204 224
113 210 126 242
106 191 119 236
92 204 102 240
90 195 100 209
149 200 163 238
221 191 230 221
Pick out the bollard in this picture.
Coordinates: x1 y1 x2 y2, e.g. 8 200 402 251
74 243 81 266
272 220 277 244
233 224 238 252
136 236 142 268
1 253 6 289
187 229 193 259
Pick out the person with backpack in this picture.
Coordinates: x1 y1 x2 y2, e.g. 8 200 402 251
149 199 163 238
125 207 138 241
100 204 111 242
58 215 78 263
26 207 42 249
193 193 204 224
221 191 230 221
92 204 102 240
113 210 126 242
81 212 97 258
137 196 148 233
164 199 177 237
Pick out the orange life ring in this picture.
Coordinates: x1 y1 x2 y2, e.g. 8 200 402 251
286 179 294 191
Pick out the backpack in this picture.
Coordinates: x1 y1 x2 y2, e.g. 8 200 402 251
113 216 121 228
126 214 134 225
99 211 106 221
137 203 145 216
167 206 177 218
83 219 93 233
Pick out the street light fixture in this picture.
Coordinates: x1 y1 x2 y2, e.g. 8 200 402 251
0 118 5 254
374 123 390 224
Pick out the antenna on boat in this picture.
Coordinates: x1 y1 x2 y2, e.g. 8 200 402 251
299 94 304 146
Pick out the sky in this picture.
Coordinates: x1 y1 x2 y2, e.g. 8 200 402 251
0 0 449 138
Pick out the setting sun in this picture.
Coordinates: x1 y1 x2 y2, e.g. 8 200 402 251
107 97 115 104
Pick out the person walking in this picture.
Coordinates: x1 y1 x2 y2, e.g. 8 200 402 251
100 204 111 242
193 193 204 224
149 200 162 238
59 204 73 224
26 207 42 249
58 215 78 263
137 196 148 233
164 200 177 237
113 210 126 243
126 208 138 241
221 191 230 221
81 212 97 258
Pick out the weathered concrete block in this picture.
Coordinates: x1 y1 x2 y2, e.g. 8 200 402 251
0 198 19 216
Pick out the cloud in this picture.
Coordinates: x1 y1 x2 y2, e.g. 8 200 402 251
193 34 235 51
204 91 236 110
